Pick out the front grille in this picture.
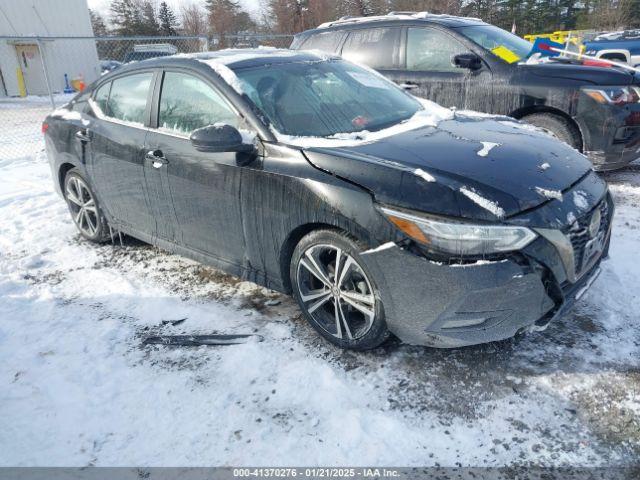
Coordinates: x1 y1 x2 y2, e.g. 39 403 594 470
567 199 609 278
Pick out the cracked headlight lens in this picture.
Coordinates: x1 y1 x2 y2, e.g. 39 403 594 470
380 206 537 256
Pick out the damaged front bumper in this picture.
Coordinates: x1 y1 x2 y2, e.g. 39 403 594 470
360 194 613 348
361 245 556 347
578 100 640 171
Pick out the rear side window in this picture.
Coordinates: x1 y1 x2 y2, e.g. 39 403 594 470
341 28 401 69
406 27 467 72
71 90 91 113
158 72 240 135
93 82 111 116
300 31 344 53
107 72 153 125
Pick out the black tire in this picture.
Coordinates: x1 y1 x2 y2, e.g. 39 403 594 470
521 113 582 151
63 168 111 243
290 229 390 350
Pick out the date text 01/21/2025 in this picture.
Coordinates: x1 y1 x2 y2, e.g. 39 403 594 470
232 468 401 477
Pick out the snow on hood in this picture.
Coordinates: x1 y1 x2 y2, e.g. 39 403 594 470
303 114 596 220
459 186 506 219
477 141 500 157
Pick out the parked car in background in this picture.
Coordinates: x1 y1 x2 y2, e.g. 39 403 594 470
584 29 640 67
291 12 640 171
123 43 178 63
100 60 122 75
44 50 612 350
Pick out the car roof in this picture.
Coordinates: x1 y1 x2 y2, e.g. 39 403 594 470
99 48 332 80
306 11 486 33
183 48 336 69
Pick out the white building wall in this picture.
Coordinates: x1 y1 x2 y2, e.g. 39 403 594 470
0 0 100 96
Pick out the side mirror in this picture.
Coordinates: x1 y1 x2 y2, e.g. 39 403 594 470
453 53 482 70
190 124 255 153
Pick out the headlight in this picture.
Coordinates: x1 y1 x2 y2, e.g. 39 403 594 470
582 86 640 106
380 206 537 256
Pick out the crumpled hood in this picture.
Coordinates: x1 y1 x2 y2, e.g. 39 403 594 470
302 116 593 221
520 63 636 85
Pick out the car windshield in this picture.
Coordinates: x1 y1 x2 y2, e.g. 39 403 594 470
234 60 421 137
457 25 533 64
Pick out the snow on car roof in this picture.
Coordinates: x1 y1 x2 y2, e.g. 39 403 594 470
316 11 483 29
180 48 329 68
180 48 337 95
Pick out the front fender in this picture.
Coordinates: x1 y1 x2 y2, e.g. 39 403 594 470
239 143 397 291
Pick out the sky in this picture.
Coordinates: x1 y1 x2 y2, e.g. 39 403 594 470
87 0 264 23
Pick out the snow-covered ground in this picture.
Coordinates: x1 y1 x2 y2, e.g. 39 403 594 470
0 97 638 467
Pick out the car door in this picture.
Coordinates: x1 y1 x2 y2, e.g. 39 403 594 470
144 69 249 266
86 71 157 237
385 26 493 111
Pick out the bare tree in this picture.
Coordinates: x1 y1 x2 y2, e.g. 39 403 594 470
389 0 462 14
583 0 635 30
207 0 254 46
306 0 339 27
181 1 208 35
267 0 304 34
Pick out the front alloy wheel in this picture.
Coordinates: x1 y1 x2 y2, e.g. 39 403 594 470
291 230 389 350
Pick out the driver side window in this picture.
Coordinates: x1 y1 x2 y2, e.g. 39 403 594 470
158 72 241 135
406 27 468 72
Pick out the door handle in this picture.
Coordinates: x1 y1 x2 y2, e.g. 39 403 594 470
75 129 91 142
146 150 169 168
399 82 418 90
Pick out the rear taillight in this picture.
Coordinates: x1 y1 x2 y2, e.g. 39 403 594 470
42 122 49 134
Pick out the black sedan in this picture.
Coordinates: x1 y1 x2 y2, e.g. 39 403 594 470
44 49 613 350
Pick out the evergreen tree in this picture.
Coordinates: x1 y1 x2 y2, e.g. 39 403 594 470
159 1 180 36
629 0 640 28
110 0 144 35
140 1 161 35
89 8 109 36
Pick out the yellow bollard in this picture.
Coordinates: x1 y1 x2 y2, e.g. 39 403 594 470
16 68 26 97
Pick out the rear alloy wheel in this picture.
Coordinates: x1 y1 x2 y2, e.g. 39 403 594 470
291 230 389 350
64 169 109 242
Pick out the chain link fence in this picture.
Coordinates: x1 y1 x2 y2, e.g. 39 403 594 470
0 34 293 161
